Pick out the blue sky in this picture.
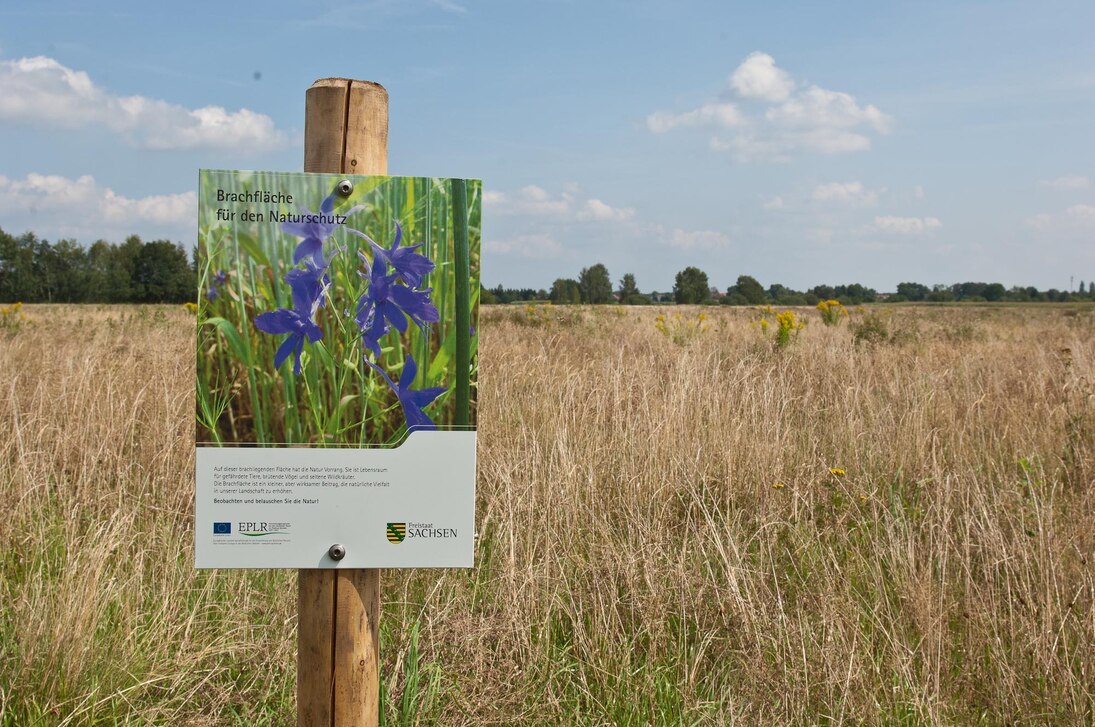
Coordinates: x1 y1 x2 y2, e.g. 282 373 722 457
1 0 1093 292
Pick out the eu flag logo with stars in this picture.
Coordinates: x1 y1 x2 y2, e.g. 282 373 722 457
213 522 232 535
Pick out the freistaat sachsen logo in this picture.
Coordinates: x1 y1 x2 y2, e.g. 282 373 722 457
386 523 406 543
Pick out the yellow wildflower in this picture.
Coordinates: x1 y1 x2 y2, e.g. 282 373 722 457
829 467 846 477
817 299 848 326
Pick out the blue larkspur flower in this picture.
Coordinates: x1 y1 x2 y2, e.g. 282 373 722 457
281 193 364 267
354 255 440 358
284 262 328 311
366 354 446 432
348 222 435 288
206 270 228 301
253 264 326 375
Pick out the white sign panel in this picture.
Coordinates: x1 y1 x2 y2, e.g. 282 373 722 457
195 432 475 568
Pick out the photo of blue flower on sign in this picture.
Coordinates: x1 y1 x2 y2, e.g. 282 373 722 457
196 170 480 446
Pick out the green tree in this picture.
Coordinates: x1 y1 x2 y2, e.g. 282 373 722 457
134 240 195 303
619 273 645 304
46 239 91 302
0 228 40 302
104 235 144 302
735 274 766 304
578 263 613 304
673 267 710 304
766 283 788 302
926 284 955 302
896 282 929 301
86 240 115 300
550 278 581 304
952 282 994 301
767 283 806 305
983 282 1006 302
836 283 877 304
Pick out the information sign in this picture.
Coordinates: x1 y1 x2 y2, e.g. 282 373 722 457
194 170 480 568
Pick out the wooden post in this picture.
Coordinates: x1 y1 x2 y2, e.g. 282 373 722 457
298 77 388 727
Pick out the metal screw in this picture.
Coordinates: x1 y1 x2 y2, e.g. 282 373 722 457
328 543 346 561
336 179 354 197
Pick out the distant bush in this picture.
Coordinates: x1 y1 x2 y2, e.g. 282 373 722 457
851 311 890 346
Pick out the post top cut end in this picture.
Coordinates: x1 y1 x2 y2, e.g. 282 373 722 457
309 78 388 97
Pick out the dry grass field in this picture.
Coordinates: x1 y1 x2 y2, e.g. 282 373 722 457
1 302 1093 725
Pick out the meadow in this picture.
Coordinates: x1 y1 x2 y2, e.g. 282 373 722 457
0 302 1092 726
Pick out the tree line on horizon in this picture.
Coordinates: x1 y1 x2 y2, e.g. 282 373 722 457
3 228 1091 308
483 263 1095 306
0 227 195 304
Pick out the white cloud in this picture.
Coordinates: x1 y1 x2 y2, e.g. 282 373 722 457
648 51 891 162
646 102 741 133
484 233 563 258
578 199 635 222
1066 204 1095 220
514 185 571 215
1026 205 1095 237
485 185 633 222
709 133 794 161
913 185 925 199
1026 213 1053 229
1025 204 1095 253
669 228 731 250
1038 175 1091 190
431 0 467 13
763 196 785 210
765 86 890 134
485 185 571 216
714 128 875 161
0 173 195 237
812 181 878 206
811 227 835 245
729 51 795 102
872 215 942 234
0 56 287 152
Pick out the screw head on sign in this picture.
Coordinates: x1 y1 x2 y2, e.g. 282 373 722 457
336 180 354 197
328 543 346 561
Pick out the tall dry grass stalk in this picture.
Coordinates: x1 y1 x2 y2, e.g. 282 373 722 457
1 303 1092 725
